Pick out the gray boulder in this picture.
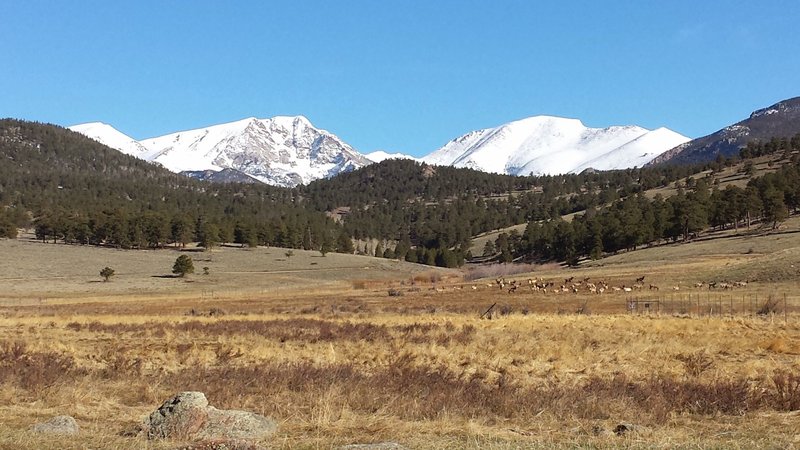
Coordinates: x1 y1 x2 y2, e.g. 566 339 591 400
31 415 79 435
142 392 277 441
145 391 210 440
204 408 277 440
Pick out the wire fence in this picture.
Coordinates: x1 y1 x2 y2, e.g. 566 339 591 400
625 293 795 321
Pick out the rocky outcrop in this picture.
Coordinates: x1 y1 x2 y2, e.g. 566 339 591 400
142 392 277 441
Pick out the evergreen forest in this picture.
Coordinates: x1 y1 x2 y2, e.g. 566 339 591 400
2 119 799 269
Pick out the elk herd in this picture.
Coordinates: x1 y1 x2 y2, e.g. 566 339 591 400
415 274 751 297
447 275 753 296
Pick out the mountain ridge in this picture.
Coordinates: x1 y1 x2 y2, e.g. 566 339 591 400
70 116 372 188
422 116 689 176
648 97 800 166
71 114 690 185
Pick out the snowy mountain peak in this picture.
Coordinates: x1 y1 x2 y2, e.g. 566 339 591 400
423 116 689 176
68 122 149 157
70 116 372 188
70 113 691 186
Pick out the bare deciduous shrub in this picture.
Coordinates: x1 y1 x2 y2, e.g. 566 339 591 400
101 353 143 378
0 341 80 392
453 324 476 345
498 305 513 316
771 370 800 411
214 345 244 365
464 263 537 281
676 351 714 378
757 295 782 315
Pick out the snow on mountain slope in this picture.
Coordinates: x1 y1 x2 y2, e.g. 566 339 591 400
70 114 690 186
365 150 419 163
138 116 372 187
423 116 689 176
68 122 149 157
571 127 691 173
71 116 372 187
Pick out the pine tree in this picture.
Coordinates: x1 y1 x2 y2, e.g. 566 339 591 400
762 187 788 229
336 232 354 254
482 240 496 257
199 222 220 249
172 255 194 277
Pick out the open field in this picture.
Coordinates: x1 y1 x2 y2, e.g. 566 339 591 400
1 225 800 448
0 234 458 305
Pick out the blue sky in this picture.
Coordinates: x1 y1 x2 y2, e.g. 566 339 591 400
2 1 798 157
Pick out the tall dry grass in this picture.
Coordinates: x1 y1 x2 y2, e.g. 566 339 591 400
0 310 798 448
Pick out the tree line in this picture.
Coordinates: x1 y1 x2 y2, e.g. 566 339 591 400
0 119 345 252
3 118 799 269
491 160 800 265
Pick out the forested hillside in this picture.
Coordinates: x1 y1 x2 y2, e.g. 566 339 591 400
299 157 715 265
494 135 800 265
3 119 798 270
0 120 346 251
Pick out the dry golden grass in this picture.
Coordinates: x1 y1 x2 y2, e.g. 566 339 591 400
1 226 800 448
0 235 457 306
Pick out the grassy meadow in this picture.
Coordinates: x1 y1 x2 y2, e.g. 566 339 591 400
1 223 799 449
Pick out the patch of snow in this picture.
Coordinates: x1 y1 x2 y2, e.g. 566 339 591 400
365 151 419 163
68 122 149 157
423 116 690 176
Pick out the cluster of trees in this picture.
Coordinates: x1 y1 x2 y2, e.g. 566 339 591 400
299 158 720 267
30 208 352 252
0 120 346 252
739 133 800 159
491 162 800 265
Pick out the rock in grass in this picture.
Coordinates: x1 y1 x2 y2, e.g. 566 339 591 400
142 392 277 441
176 439 267 450
145 391 210 440
614 422 647 436
204 407 277 439
338 443 408 450
31 415 80 435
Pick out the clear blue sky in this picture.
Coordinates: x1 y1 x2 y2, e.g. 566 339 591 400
2 1 798 157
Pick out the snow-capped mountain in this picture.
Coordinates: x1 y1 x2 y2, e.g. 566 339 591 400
422 116 690 176
69 116 372 187
68 122 149 157
70 114 691 186
365 150 419 163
